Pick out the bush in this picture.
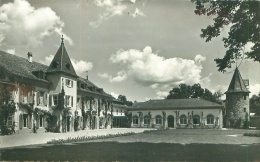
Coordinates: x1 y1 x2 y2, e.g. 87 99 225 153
0 125 15 135
244 132 260 137
47 132 136 144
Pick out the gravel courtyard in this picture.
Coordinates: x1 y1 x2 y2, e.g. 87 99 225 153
0 129 259 161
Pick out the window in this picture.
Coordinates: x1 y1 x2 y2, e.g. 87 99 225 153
39 91 44 105
53 95 58 106
144 115 150 125
65 63 70 70
244 108 246 112
81 83 85 89
39 115 43 127
23 114 28 127
52 61 59 68
180 115 187 124
116 109 118 115
155 115 162 124
244 95 247 100
65 79 73 88
207 115 214 125
133 115 138 125
66 96 71 106
193 115 200 125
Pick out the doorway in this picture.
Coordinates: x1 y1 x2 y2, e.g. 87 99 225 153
167 115 174 128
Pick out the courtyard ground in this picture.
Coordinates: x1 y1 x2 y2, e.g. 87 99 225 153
0 129 259 161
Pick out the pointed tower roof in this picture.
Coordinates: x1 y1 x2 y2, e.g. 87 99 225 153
225 68 250 94
46 36 77 77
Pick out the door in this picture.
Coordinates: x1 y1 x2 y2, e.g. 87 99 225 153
167 115 174 128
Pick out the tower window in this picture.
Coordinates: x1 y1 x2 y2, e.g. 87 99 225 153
244 108 246 112
52 61 59 68
244 95 247 100
66 63 70 70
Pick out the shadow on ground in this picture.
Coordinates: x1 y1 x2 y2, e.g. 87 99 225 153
0 142 259 161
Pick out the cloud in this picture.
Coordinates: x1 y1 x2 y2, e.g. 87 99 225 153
39 55 93 76
39 55 54 65
106 46 210 98
195 54 206 64
0 0 73 47
110 92 119 98
98 70 127 83
90 0 145 27
249 84 260 97
90 0 127 28
71 59 93 75
130 8 145 18
130 0 136 3
5 49 15 55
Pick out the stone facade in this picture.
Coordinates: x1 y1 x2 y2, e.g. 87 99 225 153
225 93 249 128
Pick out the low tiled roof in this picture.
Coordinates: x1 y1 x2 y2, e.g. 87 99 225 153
77 77 113 98
113 103 128 109
225 68 250 94
129 98 223 110
0 50 50 83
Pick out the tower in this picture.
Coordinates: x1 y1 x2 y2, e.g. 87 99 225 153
225 68 250 128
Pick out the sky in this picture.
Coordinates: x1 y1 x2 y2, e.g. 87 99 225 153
0 0 259 101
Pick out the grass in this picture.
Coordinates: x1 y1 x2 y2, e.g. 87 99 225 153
1 142 259 161
47 132 136 144
1 129 260 161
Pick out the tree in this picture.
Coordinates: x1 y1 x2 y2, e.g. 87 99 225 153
166 83 222 104
0 83 16 135
192 1 260 72
117 95 133 106
250 92 260 116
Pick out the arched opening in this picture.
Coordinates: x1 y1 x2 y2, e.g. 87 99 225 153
155 115 162 125
167 115 174 128
193 115 200 125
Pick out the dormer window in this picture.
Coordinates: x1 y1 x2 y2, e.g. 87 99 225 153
66 63 70 70
32 71 45 79
52 61 59 68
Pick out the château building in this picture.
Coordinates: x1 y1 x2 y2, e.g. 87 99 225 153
0 37 127 134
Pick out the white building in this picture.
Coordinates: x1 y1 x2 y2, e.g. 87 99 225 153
128 98 223 129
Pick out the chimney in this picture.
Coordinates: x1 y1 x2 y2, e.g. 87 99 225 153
86 71 88 80
27 52 33 63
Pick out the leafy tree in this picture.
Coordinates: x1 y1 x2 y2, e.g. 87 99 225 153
166 83 222 104
250 92 260 116
117 95 133 106
0 84 16 135
192 0 260 72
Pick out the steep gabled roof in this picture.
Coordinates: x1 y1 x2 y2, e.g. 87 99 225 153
225 68 250 94
0 50 50 83
46 38 77 77
129 98 223 110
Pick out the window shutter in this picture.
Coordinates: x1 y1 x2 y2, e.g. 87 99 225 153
28 92 33 104
19 89 23 103
44 92 47 106
71 96 73 107
19 114 23 129
49 95 52 106
37 115 40 128
37 91 40 105
43 116 47 128
28 115 32 129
